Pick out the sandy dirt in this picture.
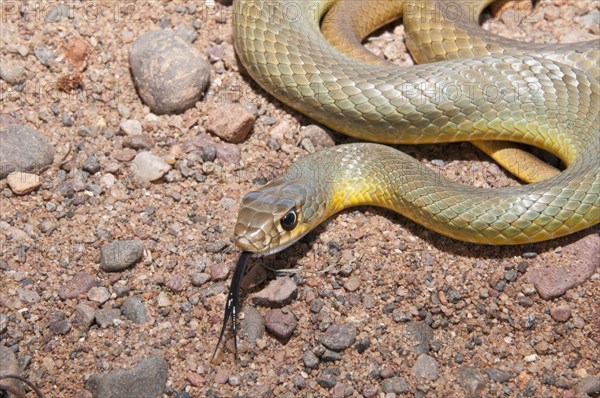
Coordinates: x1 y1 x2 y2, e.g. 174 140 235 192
1 0 599 397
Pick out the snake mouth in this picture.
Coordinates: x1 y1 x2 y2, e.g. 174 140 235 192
233 235 260 253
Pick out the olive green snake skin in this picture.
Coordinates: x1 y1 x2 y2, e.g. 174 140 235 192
230 0 600 252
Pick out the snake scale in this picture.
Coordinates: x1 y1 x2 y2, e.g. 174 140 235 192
229 0 599 252
212 0 599 362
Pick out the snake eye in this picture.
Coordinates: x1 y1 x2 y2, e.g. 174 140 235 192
280 208 298 231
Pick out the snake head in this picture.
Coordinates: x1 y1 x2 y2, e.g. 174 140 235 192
233 179 318 255
233 153 337 256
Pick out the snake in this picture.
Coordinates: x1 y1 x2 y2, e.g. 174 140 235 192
212 0 600 359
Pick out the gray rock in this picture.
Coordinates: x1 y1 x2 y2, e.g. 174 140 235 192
0 125 55 179
95 308 121 327
190 271 211 287
34 46 54 66
0 62 27 85
240 306 264 344
317 367 340 389
321 349 342 361
83 155 101 174
17 288 40 304
485 368 513 383
130 30 210 114
575 376 600 397
86 356 168 398
100 240 144 272
302 350 319 369
456 366 487 397
382 377 409 394
320 323 356 351
411 354 440 380
130 152 171 182
0 346 23 395
121 297 148 324
199 282 226 297
49 311 72 335
405 321 434 354
252 276 298 307
75 303 96 330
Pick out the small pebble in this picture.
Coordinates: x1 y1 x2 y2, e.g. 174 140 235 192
7 172 41 195
303 350 319 369
131 151 171 181
87 286 110 304
206 103 256 143
317 367 340 389
123 134 154 150
343 275 360 292
34 46 54 66
74 303 96 330
100 240 144 272
157 291 172 307
252 276 298 307
456 366 487 397
485 368 513 383
58 272 98 300
355 338 371 353
165 274 188 292
382 377 409 394
549 304 571 323
300 124 335 149
121 297 148 324
321 323 356 351
264 308 297 339
49 311 72 335
240 306 265 343
190 272 211 287
411 354 440 380
575 376 600 396
119 119 142 136
214 368 229 384
83 155 101 174
0 62 26 85
94 308 121 327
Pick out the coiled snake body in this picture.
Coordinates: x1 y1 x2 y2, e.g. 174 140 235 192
231 0 600 252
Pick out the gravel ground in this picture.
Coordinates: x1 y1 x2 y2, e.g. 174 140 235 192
1 0 599 397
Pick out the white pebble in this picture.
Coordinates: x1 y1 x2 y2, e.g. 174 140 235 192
131 151 171 181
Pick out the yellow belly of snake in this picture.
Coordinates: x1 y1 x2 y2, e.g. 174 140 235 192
231 0 600 252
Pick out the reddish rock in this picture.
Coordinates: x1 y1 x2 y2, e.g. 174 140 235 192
59 272 98 300
214 367 229 384
264 308 297 339
210 263 230 281
524 235 598 300
165 274 188 292
206 103 255 143
113 148 137 162
187 371 204 387
252 276 298 307
550 305 571 323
